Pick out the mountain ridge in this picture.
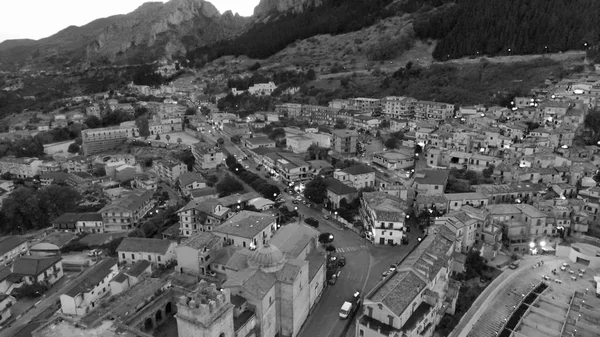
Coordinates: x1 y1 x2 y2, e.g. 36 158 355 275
0 0 250 71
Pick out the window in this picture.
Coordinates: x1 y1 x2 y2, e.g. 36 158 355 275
158 256 161 262
131 253 135 259
359 330 364 337
388 315 394 326
148 255 152 260
367 306 373 316
122 253 125 259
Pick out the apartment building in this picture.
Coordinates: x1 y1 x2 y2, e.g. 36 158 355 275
334 164 376 189
0 236 28 265
192 143 224 170
414 101 454 122
75 213 104 234
154 159 187 186
223 121 251 140
0 156 42 178
243 137 276 150
357 226 456 337
100 189 155 232
413 169 450 196
213 211 277 248
81 127 129 155
177 199 231 237
373 149 414 170
287 135 314 153
116 237 176 266
350 98 381 114
360 192 407 245
485 203 550 253
176 232 223 276
272 152 311 186
382 96 416 117
332 129 359 156
275 103 302 117
60 258 118 316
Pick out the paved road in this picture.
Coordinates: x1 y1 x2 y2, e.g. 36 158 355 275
0 262 101 337
294 200 424 337
449 255 562 337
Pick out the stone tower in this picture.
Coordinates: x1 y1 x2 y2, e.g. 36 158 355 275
176 280 235 337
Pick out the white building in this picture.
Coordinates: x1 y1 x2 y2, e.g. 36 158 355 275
116 237 176 266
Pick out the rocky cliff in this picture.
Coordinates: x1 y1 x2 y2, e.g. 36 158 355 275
0 0 249 70
253 0 323 22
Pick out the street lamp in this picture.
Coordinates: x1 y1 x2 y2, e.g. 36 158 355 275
540 241 546 248
529 242 535 249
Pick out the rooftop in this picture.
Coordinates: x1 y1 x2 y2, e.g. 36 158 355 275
413 169 450 185
214 211 275 239
64 258 118 297
181 232 221 250
178 172 206 187
323 177 358 195
31 319 136 337
12 255 62 277
116 237 173 255
269 222 318 259
0 236 27 256
100 189 154 213
343 164 375 175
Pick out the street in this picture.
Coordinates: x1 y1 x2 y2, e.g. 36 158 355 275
290 200 424 337
0 262 103 337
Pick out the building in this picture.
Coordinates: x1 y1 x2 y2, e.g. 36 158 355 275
271 152 311 186
0 156 42 178
177 198 231 237
59 258 119 316
213 211 277 249
11 255 63 286
110 260 152 295
0 294 16 325
248 82 277 96
52 212 82 232
361 192 407 245
382 96 416 117
324 177 359 209
192 143 224 170
176 232 223 276
223 121 251 140
132 173 158 190
81 127 129 155
443 192 489 211
286 135 314 154
414 101 454 121
332 129 359 156
154 159 187 186
0 236 28 265
116 237 176 266
178 172 207 196
333 164 376 189
356 226 456 337
413 169 450 195
373 149 414 170
244 137 276 150
100 189 155 232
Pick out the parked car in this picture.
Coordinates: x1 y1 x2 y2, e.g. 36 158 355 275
319 232 335 244
292 200 298 204
338 256 346 267
329 271 341 285
88 249 103 257
323 215 331 220
305 217 319 228
508 261 520 269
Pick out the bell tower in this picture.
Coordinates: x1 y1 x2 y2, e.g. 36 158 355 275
176 280 234 337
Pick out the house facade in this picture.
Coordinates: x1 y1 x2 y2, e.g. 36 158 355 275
116 237 176 266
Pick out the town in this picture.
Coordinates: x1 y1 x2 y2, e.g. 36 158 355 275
1 62 600 337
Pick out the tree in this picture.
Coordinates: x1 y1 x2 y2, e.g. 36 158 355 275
216 175 244 197
177 137 183 145
306 68 317 81
334 118 347 129
482 165 495 178
384 137 399 149
217 137 225 147
205 174 219 187
84 115 102 129
92 167 106 177
155 134 161 140
225 154 237 168
128 228 146 238
135 116 150 138
67 143 80 154
166 134 171 143
268 128 286 141
304 177 328 204
185 107 198 115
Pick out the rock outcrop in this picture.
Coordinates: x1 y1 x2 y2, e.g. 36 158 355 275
253 0 323 21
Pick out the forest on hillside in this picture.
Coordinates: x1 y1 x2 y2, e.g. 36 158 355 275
414 0 600 60
187 0 449 66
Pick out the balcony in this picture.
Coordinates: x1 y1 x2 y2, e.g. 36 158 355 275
359 314 399 337
401 302 433 335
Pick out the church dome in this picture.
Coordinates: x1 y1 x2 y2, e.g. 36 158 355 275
247 244 285 273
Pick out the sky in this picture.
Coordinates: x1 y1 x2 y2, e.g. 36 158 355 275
0 0 259 43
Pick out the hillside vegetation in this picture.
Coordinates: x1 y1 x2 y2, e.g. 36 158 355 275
414 0 600 60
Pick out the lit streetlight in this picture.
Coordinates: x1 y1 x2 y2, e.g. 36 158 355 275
529 242 535 249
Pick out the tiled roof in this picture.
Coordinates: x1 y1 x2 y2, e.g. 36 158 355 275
343 164 375 175
306 250 326 282
125 260 151 278
276 259 306 283
363 192 406 221
214 211 275 239
218 192 261 207
0 265 13 282
190 187 218 198
12 256 62 277
178 172 206 187
0 236 27 256
413 169 450 185
213 246 242 266
443 192 487 201
112 272 128 284
116 237 173 255
486 204 521 215
77 212 103 222
181 232 221 250
270 223 318 259
369 270 427 316
64 258 118 297
100 189 154 213
51 213 82 224
324 177 358 195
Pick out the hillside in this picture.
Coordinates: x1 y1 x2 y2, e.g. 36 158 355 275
414 0 600 60
0 0 249 71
